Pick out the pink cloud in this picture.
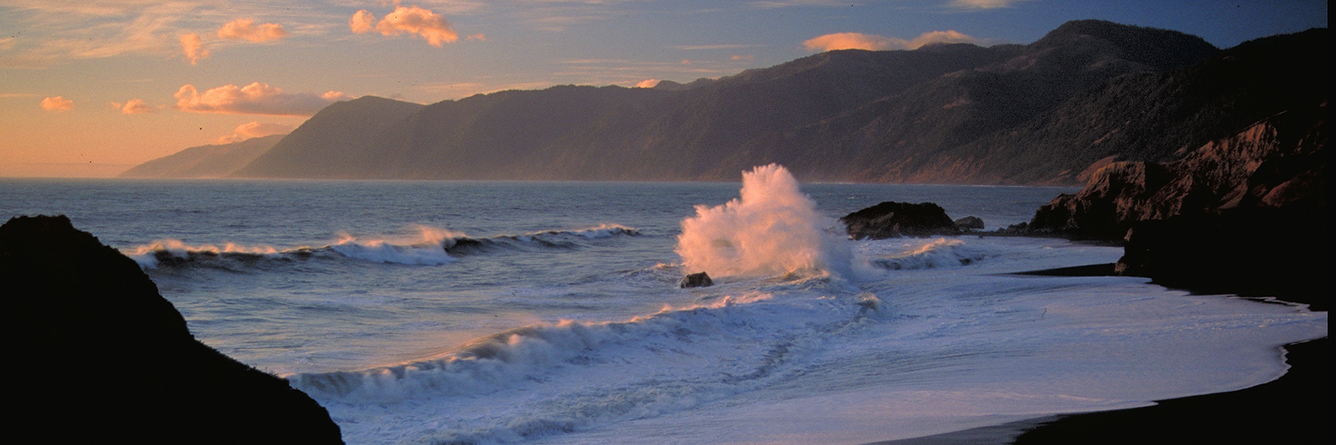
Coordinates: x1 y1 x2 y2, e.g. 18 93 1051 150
351 5 458 47
115 98 155 114
949 0 1037 9
181 33 209 65
217 19 289 42
175 82 352 116
216 121 295 144
634 79 661 88
803 30 982 52
350 10 377 34
40 96 74 111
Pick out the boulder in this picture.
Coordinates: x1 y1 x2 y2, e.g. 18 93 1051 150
841 201 962 239
0 215 344 444
680 272 714 288
954 216 985 230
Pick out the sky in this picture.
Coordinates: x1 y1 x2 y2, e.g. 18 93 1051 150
1 0 1327 178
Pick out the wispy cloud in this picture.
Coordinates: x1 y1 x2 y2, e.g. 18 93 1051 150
216 121 294 144
175 82 352 116
948 0 1038 9
40 96 75 111
217 18 288 42
674 44 760 51
180 32 209 65
113 98 156 114
351 5 459 47
803 30 983 51
749 0 864 9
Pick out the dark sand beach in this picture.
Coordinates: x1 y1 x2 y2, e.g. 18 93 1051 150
877 261 1330 445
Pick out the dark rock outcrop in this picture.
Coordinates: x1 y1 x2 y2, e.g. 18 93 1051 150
680 272 714 288
842 201 962 239
0 215 343 444
954 216 985 230
1029 101 1326 239
1025 100 1327 306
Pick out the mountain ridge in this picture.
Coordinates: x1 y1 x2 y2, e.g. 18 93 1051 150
124 21 1324 185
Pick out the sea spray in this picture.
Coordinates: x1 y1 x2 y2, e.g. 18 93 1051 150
676 164 852 278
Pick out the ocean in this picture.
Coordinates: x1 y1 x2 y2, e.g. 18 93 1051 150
2 165 1326 445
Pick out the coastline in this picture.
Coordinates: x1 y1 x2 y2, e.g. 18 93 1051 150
874 337 1328 445
874 258 1329 445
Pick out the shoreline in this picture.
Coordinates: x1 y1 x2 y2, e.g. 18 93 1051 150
874 259 1329 445
874 337 1328 445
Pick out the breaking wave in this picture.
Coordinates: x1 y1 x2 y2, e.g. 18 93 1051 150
867 238 990 270
124 224 639 269
675 164 852 279
290 288 884 443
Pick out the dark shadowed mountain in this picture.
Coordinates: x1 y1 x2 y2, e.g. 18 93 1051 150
119 134 284 178
231 96 425 178
214 21 1321 184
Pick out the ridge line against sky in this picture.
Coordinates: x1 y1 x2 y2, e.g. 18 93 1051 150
1 0 1327 178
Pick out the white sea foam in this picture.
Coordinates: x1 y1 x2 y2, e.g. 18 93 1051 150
676 164 852 279
123 239 285 268
329 226 465 266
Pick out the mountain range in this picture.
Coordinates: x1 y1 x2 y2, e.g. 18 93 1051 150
122 20 1326 185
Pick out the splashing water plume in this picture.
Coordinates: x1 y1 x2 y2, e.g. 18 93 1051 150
676 164 852 278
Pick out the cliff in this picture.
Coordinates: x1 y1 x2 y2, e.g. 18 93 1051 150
1028 100 1327 306
228 20 1284 184
0 215 344 444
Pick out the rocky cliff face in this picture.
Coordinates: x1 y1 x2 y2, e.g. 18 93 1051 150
1027 101 1327 306
0 215 344 444
1030 102 1326 239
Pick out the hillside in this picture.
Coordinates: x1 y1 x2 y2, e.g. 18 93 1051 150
119 134 284 178
217 21 1322 184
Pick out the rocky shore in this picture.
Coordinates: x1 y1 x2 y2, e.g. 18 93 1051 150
0 215 343 444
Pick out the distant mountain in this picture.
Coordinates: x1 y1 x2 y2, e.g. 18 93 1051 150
119 134 284 178
226 20 1324 185
231 96 425 178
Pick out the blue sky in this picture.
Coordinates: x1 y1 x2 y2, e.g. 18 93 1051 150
1 0 1326 177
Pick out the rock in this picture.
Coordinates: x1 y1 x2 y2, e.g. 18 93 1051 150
841 201 962 239
954 216 985 230
1028 101 1326 240
1115 208 1328 309
680 272 714 288
1022 101 1326 307
0 215 344 444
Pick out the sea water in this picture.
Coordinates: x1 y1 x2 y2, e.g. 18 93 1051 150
1 168 1325 445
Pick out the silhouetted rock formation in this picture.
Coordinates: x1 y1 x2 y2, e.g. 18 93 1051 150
842 202 962 239
0 215 343 444
1026 99 1327 306
954 216 985 230
680 272 714 288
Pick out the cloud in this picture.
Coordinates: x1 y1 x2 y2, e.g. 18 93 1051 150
175 82 353 116
803 30 983 52
181 33 209 65
634 79 661 88
351 5 459 46
216 121 295 144
350 10 376 34
949 0 1037 9
41 96 74 111
114 98 156 114
217 18 288 42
